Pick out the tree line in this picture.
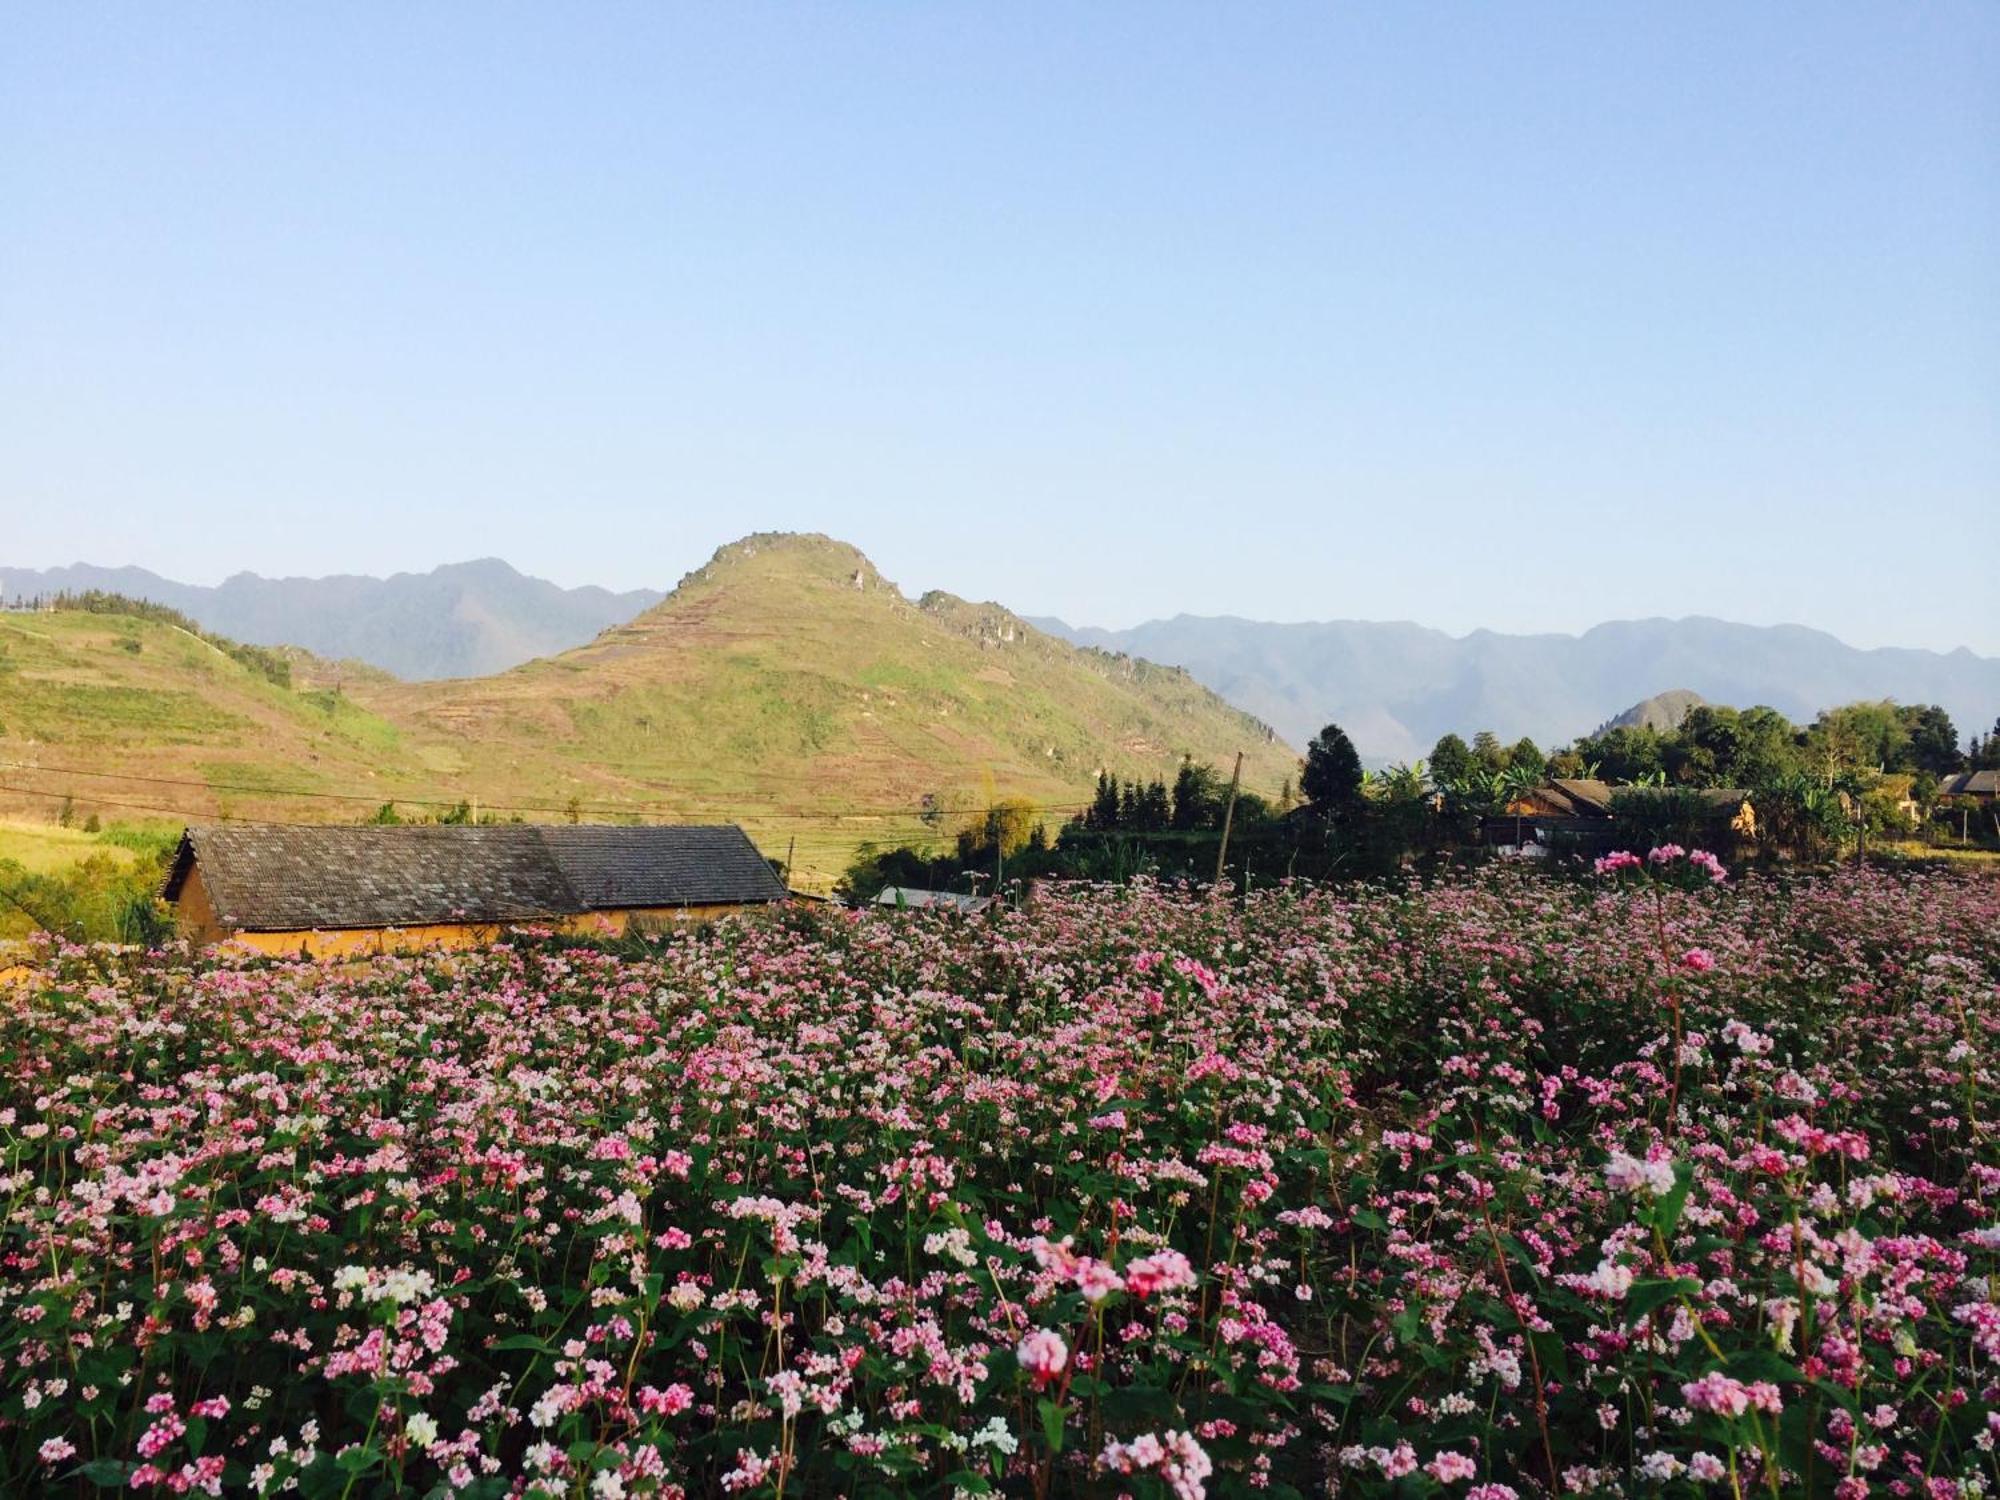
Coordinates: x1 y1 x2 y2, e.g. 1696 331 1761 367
12 589 296 690
841 699 1999 899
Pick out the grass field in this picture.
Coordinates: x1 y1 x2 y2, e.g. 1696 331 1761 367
0 817 144 874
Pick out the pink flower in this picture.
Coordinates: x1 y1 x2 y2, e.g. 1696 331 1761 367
1124 1248 1197 1298
1073 1257 1124 1304
38 1437 76 1464
1100 1430 1213 1499
1680 948 1715 972
1605 1149 1677 1197
1427 1451 1478 1483
1682 1371 1783 1417
1016 1329 1069 1387
1594 850 1642 876
637 1383 694 1417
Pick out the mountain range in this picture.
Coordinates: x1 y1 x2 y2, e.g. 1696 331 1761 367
0 535 1290 887
6 548 1995 767
1028 615 2000 763
0 560 664 680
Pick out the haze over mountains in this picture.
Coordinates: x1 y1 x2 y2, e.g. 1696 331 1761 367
0 561 664 681
6 549 1995 767
0 535 1289 888
1030 615 2000 763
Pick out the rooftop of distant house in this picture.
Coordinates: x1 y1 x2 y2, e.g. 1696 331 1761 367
163 822 788 934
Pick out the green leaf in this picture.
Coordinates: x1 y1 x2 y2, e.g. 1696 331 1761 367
1529 1327 1572 1383
1651 1161 1694 1240
1725 1347 1806 1385
1102 1384 1180 1423
1038 1397 1065 1453
75 1459 134 1488
490 1333 552 1352
1625 1276 1699 1327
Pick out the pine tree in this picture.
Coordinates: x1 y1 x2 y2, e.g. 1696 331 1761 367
1088 772 1122 830
1301 723 1364 813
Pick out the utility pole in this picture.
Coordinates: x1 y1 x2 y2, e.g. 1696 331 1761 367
995 809 1004 907
783 836 796 891
1213 751 1243 888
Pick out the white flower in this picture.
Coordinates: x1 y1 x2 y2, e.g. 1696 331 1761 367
971 1417 1019 1456
405 1412 438 1448
1586 1260 1634 1300
1604 1151 1676 1197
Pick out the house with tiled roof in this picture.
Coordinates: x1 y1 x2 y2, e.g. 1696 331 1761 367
163 823 788 956
1485 779 1757 852
1936 769 2000 802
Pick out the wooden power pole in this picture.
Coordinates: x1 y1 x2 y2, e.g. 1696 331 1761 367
1213 751 1244 887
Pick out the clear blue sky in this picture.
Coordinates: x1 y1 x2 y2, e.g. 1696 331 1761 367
4 5 1995 651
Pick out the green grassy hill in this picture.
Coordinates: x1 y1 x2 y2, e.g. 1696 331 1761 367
0 535 1295 890
0 606 429 809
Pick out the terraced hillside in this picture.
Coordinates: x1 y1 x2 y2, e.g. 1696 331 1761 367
0 535 1294 888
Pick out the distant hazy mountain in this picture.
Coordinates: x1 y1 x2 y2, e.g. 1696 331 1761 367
0 560 664 679
0 534 1292 889
1597 689 1710 736
1027 615 2000 764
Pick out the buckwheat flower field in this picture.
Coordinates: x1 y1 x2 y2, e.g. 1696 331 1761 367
3 858 1997 1499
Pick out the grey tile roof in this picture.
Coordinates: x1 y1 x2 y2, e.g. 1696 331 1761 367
164 822 785 932
539 824 788 908
1939 770 1999 796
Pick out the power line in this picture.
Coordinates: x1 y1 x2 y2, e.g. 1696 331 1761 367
0 757 1093 823
0 780 312 826
0 764 1096 836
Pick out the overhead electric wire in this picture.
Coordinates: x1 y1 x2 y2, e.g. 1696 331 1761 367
0 760 1097 832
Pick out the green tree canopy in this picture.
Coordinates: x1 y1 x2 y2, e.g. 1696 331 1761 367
1428 733 1473 789
1301 723 1364 813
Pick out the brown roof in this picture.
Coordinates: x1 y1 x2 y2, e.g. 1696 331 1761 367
1515 780 1753 820
1548 779 1617 815
1939 770 2000 797
164 823 786 933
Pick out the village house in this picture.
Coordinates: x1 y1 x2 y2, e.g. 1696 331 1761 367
1935 769 2000 841
163 822 789 956
1936 769 2000 803
1485 778 1756 852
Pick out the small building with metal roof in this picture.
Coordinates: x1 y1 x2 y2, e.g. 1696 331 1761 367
874 885 994 914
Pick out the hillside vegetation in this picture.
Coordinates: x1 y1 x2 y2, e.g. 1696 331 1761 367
0 559 664 680
0 536 1292 889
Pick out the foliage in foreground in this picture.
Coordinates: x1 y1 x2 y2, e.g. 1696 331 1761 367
0 862 1996 1498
